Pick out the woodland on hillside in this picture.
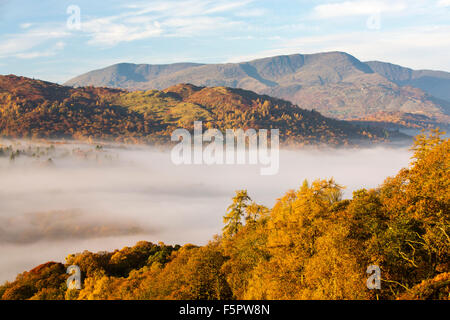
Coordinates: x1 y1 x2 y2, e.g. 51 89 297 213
1 131 448 300
0 75 403 146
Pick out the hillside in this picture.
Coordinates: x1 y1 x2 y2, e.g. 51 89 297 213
0 75 403 146
1 132 448 300
65 52 450 129
349 111 443 131
366 61 450 102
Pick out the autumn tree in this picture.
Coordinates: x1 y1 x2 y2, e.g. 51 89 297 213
223 190 251 238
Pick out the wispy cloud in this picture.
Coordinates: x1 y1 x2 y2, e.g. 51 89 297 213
312 0 407 18
0 25 68 59
235 8 267 17
0 0 253 56
162 16 243 37
124 0 253 17
77 0 251 46
19 22 33 29
437 0 450 7
82 17 163 46
15 41 65 59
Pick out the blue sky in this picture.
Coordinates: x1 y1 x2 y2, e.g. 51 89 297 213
0 0 449 83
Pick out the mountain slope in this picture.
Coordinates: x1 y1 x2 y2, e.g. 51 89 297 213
69 62 204 89
0 75 405 146
65 52 450 128
366 61 450 103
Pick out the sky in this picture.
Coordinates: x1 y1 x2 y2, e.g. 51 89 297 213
0 0 449 83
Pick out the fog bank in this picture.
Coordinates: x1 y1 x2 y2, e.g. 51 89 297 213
0 141 412 282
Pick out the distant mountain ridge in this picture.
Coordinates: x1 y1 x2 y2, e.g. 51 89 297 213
66 52 377 89
365 61 450 102
65 52 450 130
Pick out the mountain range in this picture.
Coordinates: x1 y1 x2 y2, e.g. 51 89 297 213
65 52 450 130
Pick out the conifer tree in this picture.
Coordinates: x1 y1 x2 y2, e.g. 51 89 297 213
223 190 251 238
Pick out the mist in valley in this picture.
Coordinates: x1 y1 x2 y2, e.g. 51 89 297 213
0 140 413 283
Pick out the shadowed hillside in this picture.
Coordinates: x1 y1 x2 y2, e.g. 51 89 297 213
366 61 450 103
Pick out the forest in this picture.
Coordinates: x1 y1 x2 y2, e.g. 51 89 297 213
0 130 448 300
0 75 406 146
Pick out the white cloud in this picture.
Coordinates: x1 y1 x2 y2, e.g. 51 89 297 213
123 16 155 24
80 0 252 46
20 23 33 29
437 0 450 7
16 41 65 59
0 0 254 54
235 8 267 17
203 1 252 14
313 0 407 18
162 16 242 37
83 17 163 46
124 0 253 17
0 26 68 59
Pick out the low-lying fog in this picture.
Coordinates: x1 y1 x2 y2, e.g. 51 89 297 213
0 140 413 283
